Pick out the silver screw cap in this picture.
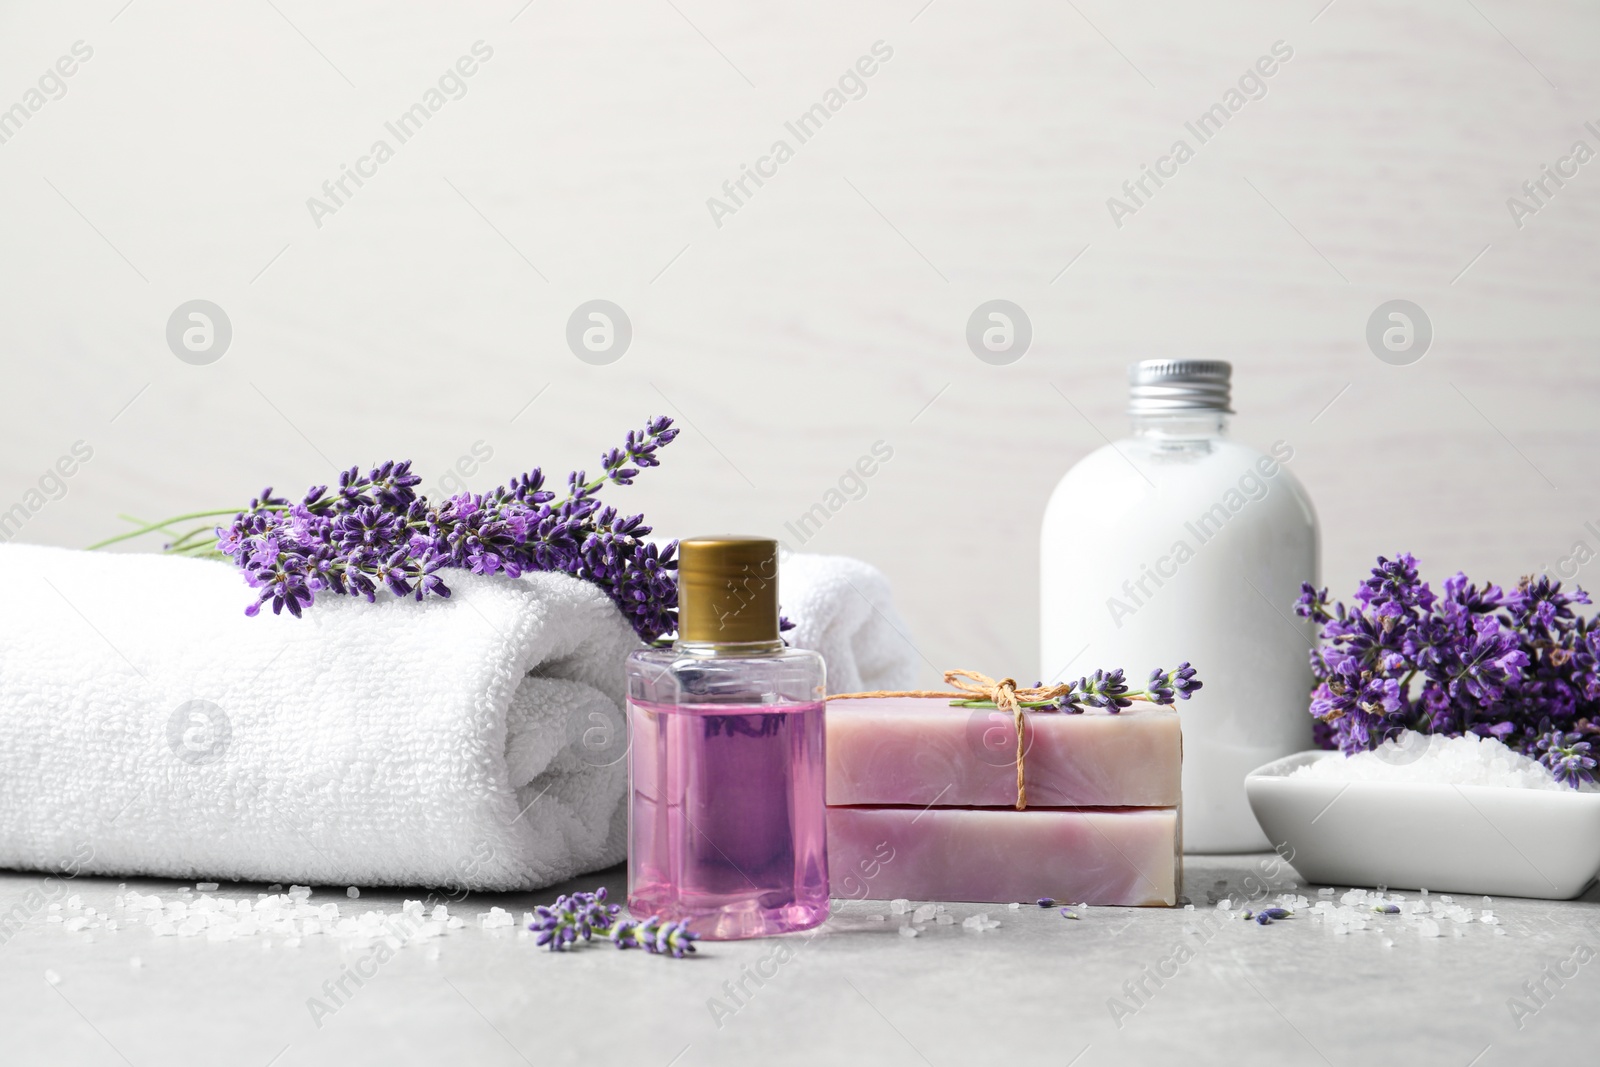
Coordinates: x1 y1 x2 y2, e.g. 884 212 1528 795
1128 360 1233 415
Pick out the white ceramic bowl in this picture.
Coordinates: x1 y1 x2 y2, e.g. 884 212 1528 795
1245 751 1600 900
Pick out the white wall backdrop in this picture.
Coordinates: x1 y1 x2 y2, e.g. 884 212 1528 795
1 0 1596 683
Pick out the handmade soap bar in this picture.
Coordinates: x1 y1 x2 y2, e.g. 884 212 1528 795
826 697 1181 808
827 806 1178 906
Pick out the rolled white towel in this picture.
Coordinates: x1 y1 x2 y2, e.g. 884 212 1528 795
0 543 638 891
778 552 919 693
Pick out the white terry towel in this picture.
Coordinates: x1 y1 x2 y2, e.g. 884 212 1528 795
0 543 639 891
779 552 918 694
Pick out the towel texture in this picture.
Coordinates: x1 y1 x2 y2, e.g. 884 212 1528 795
0 543 637 891
780 552 918 694
0 543 915 889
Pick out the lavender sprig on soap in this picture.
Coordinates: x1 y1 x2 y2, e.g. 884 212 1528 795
1297 553 1600 788
93 417 683 641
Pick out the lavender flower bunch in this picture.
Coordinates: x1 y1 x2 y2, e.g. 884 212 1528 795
96 418 682 642
1296 553 1600 788
528 888 699 959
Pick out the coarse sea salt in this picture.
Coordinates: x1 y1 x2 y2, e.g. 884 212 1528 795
1291 731 1574 789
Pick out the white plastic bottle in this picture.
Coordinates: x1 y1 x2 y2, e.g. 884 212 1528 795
1040 361 1317 852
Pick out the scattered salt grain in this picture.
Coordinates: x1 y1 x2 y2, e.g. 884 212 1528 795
1007 902 1021 911
447 917 465 930
935 914 956 925
1317 887 1335 897
889 899 911 915
347 887 360 899
898 926 919 938
63 918 88 933
431 905 449 922
288 886 311 901
44 970 61 985
481 908 514 929
1418 919 1442 938
911 904 937 923
197 883 219 892
961 913 1001 932
867 914 885 922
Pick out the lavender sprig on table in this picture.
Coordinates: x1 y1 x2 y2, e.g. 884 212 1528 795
92 417 682 641
1296 553 1600 788
609 915 699 958
527 889 698 959
530 889 621 951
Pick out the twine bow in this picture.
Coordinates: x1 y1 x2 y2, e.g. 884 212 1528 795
830 669 1081 810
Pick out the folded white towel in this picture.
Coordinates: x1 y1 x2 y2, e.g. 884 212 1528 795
779 552 919 693
0 543 915 890
0 543 638 891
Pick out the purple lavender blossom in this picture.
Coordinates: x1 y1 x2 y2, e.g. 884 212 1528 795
529 888 621 951
610 915 699 958
211 417 682 640
1297 554 1600 788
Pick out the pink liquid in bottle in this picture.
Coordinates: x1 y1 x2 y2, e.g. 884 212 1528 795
626 696 828 940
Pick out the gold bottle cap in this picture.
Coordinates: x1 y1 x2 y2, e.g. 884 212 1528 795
677 536 781 647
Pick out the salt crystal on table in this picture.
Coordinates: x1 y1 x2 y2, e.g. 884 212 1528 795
482 908 514 928
1418 919 1441 937
431 905 449 922
447 917 465 929
912 904 937 923
899 926 919 938
197 883 219 892
105 920 118 932
47 903 60 913
152 923 176 937
1494 928 1507 937
268 885 283 893
44 970 61 985
868 914 885 922
289 886 311 901
1007 902 1021 911
889 898 911 914
1317 888 1334 897
935 914 956 925
64 918 88 933
1481 914 1499 925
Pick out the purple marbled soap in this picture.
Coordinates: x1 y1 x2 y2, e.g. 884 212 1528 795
826 697 1181 808
827 806 1179 906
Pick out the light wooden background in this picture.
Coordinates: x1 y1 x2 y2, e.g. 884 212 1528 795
1 0 1596 684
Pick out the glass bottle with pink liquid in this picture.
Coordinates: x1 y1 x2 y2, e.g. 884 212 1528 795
625 536 828 940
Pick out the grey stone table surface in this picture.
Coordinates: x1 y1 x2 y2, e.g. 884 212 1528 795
1 854 1594 1067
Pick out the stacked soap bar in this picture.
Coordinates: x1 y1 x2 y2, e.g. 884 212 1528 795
826 697 1181 906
